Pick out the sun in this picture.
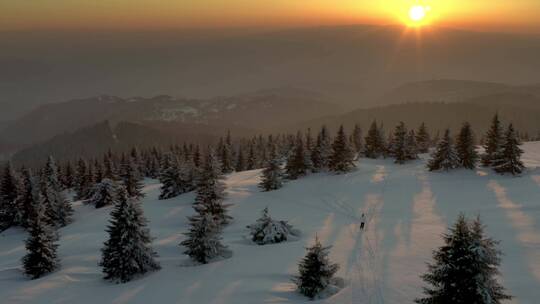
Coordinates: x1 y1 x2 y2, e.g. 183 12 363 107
409 5 427 22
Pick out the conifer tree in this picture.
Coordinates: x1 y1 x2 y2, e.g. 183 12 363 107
352 123 363 154
329 125 356 173
159 154 193 200
120 158 144 199
88 178 118 208
304 129 315 172
364 120 385 158
427 129 459 171
0 162 19 231
181 212 228 264
100 187 160 283
493 124 524 175
416 122 431 153
311 126 332 172
259 146 284 191
219 132 234 174
389 122 408 164
40 156 73 227
286 132 309 179
194 148 232 226
481 113 503 167
62 162 75 189
247 143 258 170
74 158 92 200
456 122 479 169
22 196 59 279
406 130 419 160
235 147 246 172
416 214 511 304
247 207 298 245
294 236 339 299
15 168 38 228
103 153 118 180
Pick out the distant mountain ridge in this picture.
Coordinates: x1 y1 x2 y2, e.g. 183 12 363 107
0 88 339 148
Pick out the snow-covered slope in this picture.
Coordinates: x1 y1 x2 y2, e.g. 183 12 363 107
2 142 540 303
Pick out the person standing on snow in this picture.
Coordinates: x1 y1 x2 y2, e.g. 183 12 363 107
360 213 366 230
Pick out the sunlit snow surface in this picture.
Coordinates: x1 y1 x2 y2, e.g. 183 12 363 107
2 142 540 303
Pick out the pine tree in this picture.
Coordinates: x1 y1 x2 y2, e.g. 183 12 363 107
103 153 118 180
427 129 459 171
311 126 332 172
247 143 258 170
329 125 356 173
481 113 503 167
235 147 246 172
16 169 40 228
294 236 339 299
416 214 511 304
40 156 73 227
416 122 431 153
88 178 118 208
159 154 192 200
22 196 59 279
352 123 363 154
456 122 479 169
0 162 19 231
100 187 160 283
194 148 232 226
364 120 385 158
259 146 284 191
181 212 228 264
493 124 524 175
219 132 235 174
389 122 408 164
286 132 309 179
247 207 298 245
74 158 92 200
62 162 75 189
406 130 419 160
304 129 315 172
120 158 144 199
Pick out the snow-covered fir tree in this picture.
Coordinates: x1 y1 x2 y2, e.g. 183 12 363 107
416 122 431 153
416 214 511 304
294 236 340 299
22 196 59 279
481 113 504 167
100 187 160 283
120 157 144 199
0 162 19 231
194 148 232 226
352 123 363 155
304 129 315 172
364 120 385 158
456 122 479 169
406 130 419 160
247 207 298 245
311 125 333 172
159 153 188 200
16 168 40 228
40 156 73 227
286 132 310 179
427 129 459 171
246 142 258 170
329 125 356 173
74 158 92 200
102 152 118 180
88 178 118 208
181 211 228 264
259 146 284 192
219 132 235 174
389 122 408 164
61 162 75 189
493 124 524 175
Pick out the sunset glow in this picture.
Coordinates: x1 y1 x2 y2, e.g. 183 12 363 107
0 0 539 32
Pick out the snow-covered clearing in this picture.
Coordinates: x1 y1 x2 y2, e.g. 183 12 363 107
2 142 540 303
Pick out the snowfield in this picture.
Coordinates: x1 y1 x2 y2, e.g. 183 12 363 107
2 142 540 303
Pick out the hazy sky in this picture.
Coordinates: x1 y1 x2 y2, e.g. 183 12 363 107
2 0 540 33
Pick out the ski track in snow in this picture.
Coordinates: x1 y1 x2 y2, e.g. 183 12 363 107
488 180 540 282
2 143 540 303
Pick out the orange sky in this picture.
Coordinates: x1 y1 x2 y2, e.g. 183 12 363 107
1 0 540 33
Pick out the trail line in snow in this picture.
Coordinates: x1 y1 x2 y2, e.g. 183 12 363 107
488 180 540 282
